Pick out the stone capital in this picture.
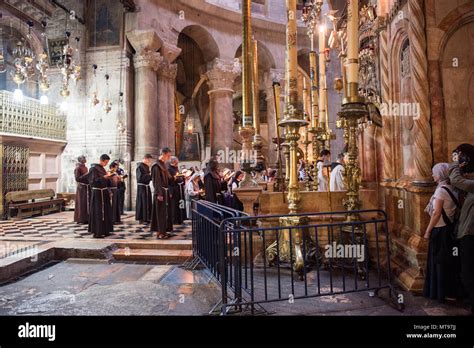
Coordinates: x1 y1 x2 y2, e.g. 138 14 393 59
161 42 182 64
133 50 163 71
205 58 241 92
157 61 178 80
127 29 163 52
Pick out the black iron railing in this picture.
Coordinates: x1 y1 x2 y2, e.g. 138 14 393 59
191 201 403 315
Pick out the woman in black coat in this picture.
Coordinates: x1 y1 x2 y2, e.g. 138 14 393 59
204 159 227 205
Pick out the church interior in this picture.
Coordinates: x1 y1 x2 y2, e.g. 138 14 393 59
0 0 473 318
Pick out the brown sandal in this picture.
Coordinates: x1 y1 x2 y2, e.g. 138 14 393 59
157 233 169 239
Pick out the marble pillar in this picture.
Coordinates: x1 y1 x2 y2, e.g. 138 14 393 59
408 0 433 184
133 50 163 160
206 58 240 161
157 61 178 153
159 42 182 154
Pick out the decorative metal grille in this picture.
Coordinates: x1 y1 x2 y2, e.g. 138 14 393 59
0 144 29 219
0 90 66 141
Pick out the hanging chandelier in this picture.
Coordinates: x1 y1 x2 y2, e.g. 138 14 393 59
302 0 324 37
36 52 50 93
58 32 81 97
12 38 35 86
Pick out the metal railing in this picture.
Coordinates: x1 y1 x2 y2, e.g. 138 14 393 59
192 200 403 315
0 90 67 141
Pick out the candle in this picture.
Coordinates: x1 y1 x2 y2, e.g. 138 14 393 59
318 25 327 129
346 0 359 85
309 51 318 128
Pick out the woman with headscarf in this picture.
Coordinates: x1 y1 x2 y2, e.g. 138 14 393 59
228 171 244 211
423 163 461 302
185 173 201 220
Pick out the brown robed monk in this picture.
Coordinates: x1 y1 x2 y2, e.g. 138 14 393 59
88 154 114 238
136 154 153 224
74 156 90 224
150 147 174 239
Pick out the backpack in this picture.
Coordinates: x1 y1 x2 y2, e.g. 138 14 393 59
440 186 461 240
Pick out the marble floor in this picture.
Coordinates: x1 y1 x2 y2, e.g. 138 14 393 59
0 211 192 241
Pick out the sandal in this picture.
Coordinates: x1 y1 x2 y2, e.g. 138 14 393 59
157 233 169 239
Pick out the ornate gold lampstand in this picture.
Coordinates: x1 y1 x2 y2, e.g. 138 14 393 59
239 0 258 188
266 0 309 275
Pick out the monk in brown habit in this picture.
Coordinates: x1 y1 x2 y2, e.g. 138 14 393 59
150 147 174 239
74 156 90 224
88 154 114 238
136 154 153 224
108 162 122 225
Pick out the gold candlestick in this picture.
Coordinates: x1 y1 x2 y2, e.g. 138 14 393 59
274 0 309 277
252 38 265 172
240 0 257 187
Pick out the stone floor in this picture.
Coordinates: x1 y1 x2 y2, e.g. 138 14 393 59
0 211 192 241
0 260 470 316
0 212 470 316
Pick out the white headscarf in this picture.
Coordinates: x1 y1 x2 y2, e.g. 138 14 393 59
432 163 450 187
425 163 450 216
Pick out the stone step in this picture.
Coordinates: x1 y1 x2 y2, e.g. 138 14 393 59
112 249 193 264
114 240 192 251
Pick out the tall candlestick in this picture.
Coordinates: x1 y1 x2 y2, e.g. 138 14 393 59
346 0 359 97
252 39 260 133
285 0 299 116
242 0 253 127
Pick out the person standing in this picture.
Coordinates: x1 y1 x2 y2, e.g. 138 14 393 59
108 162 122 225
74 156 90 224
88 154 114 238
204 158 227 204
229 171 244 211
113 160 127 215
449 143 474 315
151 148 174 239
136 154 153 224
167 156 184 225
423 163 460 302
330 153 347 192
185 173 201 220
317 149 331 192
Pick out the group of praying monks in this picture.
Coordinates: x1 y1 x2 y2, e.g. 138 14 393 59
73 148 188 239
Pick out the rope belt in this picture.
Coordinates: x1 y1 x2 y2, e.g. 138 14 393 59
92 187 108 221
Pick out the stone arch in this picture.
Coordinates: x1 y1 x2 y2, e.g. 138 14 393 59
0 15 44 55
233 40 276 72
179 25 220 63
439 19 474 156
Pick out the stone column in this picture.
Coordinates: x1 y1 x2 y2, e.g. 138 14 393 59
378 22 394 182
127 30 163 160
158 43 181 154
127 30 163 210
157 61 178 153
408 0 433 184
133 50 162 160
205 58 240 161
